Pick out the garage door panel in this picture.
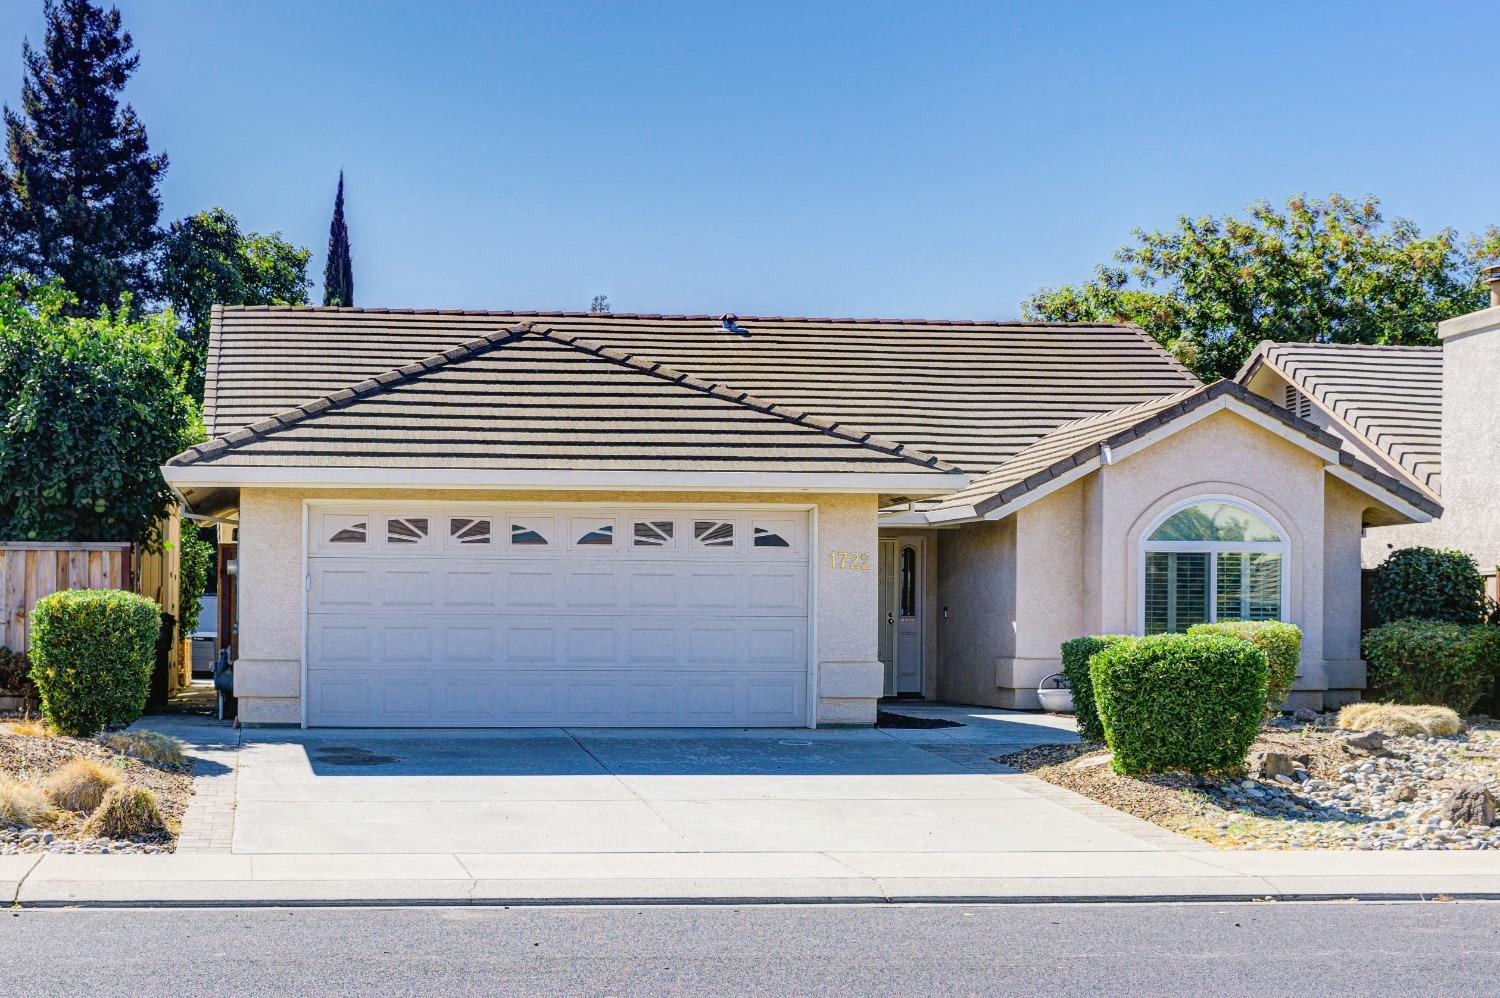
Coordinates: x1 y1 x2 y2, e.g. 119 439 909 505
306 668 809 727
306 505 810 727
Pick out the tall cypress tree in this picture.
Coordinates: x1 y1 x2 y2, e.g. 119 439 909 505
0 0 167 314
322 171 353 307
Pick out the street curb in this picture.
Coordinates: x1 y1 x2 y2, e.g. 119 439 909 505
13 891 1500 909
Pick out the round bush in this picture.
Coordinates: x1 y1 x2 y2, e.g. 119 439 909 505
1372 547 1488 625
28 589 161 736
1090 632 1268 776
1060 635 1136 743
1188 620 1301 715
1361 618 1500 712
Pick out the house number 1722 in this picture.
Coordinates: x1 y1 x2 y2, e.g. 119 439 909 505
828 550 870 571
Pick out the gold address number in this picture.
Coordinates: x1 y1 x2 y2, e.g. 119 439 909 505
828 550 871 571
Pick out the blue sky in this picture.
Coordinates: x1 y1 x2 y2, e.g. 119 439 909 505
1 1 1494 318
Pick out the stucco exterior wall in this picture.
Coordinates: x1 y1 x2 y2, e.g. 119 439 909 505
1323 477 1369 705
233 487 882 726
934 519 1015 707
930 408 1376 710
1438 309 1500 575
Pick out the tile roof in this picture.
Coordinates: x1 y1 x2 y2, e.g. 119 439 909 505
202 306 1200 473
170 323 956 474
1238 341 1443 494
928 380 1443 519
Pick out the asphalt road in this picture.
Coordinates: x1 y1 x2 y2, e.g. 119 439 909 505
3 901 1497 996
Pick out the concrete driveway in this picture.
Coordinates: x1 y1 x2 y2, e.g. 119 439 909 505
229 705 1168 857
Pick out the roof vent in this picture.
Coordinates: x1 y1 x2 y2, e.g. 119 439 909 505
720 313 747 335
1283 383 1314 419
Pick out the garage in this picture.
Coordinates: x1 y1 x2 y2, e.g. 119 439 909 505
304 503 812 727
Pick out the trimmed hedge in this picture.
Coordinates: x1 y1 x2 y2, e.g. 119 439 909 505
1371 547 1489 625
1060 635 1136 743
1188 620 1301 715
1361 619 1500 713
1091 632 1268 776
28 589 161 736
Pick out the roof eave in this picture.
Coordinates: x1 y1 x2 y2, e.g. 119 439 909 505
159 464 971 496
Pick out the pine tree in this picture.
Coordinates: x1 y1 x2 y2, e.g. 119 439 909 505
322 171 353 307
0 0 168 315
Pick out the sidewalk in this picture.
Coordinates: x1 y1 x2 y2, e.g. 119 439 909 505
5 847 1500 906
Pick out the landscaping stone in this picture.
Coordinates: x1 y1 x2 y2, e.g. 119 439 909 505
1442 783 1497 828
1258 752 1299 781
1292 708 1319 723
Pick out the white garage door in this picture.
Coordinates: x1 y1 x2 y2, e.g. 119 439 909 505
304 504 811 727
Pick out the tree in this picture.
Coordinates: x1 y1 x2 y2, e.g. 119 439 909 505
0 276 199 549
589 294 611 314
1023 194 1500 381
0 0 167 315
161 208 311 399
322 171 353 307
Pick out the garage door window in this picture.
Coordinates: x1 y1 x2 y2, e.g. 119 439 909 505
386 517 429 544
510 519 551 546
752 521 793 548
449 517 492 544
633 520 675 547
574 521 615 546
694 520 734 548
327 518 367 544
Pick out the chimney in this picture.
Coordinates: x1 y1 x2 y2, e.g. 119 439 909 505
1436 271 1500 573
1486 264 1500 309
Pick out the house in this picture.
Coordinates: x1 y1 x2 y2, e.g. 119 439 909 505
161 306 1438 727
1235 272 1500 591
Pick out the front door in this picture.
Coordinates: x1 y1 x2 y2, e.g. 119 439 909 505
877 537 924 696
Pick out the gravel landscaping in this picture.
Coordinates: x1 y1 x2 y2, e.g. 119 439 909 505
0 724 194 855
999 714 1500 850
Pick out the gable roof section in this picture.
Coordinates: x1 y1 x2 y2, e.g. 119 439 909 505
201 306 1200 473
1236 341 1442 495
169 323 959 480
926 380 1442 523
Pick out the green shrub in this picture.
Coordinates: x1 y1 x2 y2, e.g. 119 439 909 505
1371 547 1489 625
1060 635 1136 742
28 589 161 736
1361 619 1500 713
1091 632 1268 776
1188 620 1301 714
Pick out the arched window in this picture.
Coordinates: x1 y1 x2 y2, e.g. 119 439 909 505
1140 498 1287 634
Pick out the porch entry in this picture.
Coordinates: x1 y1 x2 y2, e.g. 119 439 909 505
877 537 924 696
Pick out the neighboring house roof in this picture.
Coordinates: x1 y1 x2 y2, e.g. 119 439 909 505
201 306 1200 473
926 380 1443 522
169 323 956 476
1235 341 1442 495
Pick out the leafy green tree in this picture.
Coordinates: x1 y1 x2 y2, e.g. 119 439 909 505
0 276 199 548
0 0 167 315
322 171 353 306
161 208 311 398
1024 194 1500 380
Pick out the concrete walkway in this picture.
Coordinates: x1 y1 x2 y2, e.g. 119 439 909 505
7 705 1500 906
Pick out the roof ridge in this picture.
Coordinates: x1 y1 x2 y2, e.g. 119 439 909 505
171 322 957 472
213 303 1146 330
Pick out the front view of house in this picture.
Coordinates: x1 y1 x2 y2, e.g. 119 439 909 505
164 307 1438 727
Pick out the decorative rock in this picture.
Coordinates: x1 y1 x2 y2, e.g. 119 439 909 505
1441 783 1497 828
1258 752 1300 781
1293 708 1319 723
1340 731 1385 754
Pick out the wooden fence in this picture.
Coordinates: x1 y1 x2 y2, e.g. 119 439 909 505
0 522 185 690
0 542 132 652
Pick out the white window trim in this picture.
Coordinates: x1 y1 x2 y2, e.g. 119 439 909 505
1135 494 1290 635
